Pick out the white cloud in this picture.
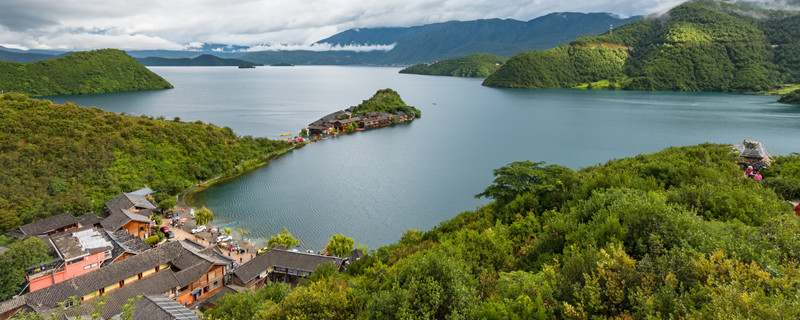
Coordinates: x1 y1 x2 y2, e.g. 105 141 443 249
1 0 692 51
246 42 396 52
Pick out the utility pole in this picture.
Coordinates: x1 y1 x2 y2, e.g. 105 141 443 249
610 24 613 35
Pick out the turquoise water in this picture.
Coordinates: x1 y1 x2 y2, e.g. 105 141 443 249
48 66 800 250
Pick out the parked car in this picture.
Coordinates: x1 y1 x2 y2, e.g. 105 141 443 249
190 225 206 234
160 226 170 233
190 209 195 219
164 231 174 239
257 247 269 255
216 235 232 242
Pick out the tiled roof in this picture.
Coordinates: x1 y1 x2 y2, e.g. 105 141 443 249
232 246 344 284
81 270 182 319
102 193 155 231
76 213 102 227
0 296 26 316
132 295 200 320
199 285 243 307
9 213 78 239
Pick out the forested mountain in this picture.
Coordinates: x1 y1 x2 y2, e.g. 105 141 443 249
484 0 800 92
0 93 291 234
241 13 639 65
399 53 508 77
136 54 262 66
0 49 173 96
208 143 800 319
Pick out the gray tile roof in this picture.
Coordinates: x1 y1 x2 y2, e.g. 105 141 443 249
101 193 155 231
83 270 182 319
50 227 113 260
9 213 79 239
76 213 102 227
130 295 200 320
232 246 344 284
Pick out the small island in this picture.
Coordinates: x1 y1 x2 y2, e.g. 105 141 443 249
306 88 420 136
778 89 800 104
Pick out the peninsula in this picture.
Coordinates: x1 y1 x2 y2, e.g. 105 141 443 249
306 88 420 136
399 53 508 77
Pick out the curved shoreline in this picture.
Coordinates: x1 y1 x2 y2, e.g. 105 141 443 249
178 143 305 209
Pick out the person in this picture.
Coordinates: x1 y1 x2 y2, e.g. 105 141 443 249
744 166 754 178
754 170 763 181
794 203 800 216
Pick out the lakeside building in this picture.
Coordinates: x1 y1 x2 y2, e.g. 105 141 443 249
6 213 80 240
25 227 150 292
100 192 157 239
306 106 414 136
230 245 345 291
0 240 232 319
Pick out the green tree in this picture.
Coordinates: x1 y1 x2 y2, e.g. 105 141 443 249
266 227 300 249
204 283 290 320
195 205 214 226
326 234 354 257
0 237 51 300
299 128 308 137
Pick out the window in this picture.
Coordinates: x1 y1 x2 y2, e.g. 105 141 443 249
99 288 105 294
119 280 124 287
138 273 143 280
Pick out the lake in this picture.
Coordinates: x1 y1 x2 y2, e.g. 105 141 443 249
48 66 800 250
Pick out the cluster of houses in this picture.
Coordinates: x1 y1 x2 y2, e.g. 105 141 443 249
0 189 359 319
307 106 415 136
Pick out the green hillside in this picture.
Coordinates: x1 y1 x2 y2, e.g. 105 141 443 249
484 0 799 92
399 54 508 77
0 49 173 96
778 89 800 104
0 93 291 233
353 88 421 118
209 143 800 319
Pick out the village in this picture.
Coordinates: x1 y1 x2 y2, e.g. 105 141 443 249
0 189 362 320
305 105 416 138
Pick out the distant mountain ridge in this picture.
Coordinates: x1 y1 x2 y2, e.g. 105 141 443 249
316 12 639 64
136 54 262 66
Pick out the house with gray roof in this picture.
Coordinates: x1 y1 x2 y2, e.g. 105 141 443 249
230 245 345 291
101 193 156 239
1 240 232 320
6 213 80 240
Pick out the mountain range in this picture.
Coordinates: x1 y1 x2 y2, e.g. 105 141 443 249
0 12 637 66
483 0 800 92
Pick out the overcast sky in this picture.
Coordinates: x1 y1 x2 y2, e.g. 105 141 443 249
0 0 724 51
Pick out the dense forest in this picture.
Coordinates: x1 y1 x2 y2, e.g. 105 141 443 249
0 49 173 96
353 88 421 118
484 0 800 92
206 143 800 319
399 54 509 77
778 89 800 104
0 93 291 234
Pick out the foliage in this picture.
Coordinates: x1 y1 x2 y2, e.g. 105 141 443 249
196 205 214 226
326 234 354 257
484 1 796 92
778 88 800 104
266 227 300 249
203 283 289 320
0 49 172 96
0 237 51 301
353 88 421 118
144 235 160 245
299 128 308 137
399 54 508 77
213 143 800 319
0 93 291 233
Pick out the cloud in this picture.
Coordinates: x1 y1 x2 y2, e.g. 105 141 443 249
3 0 692 51
245 43 397 52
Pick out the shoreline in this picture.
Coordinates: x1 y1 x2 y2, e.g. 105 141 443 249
178 143 304 209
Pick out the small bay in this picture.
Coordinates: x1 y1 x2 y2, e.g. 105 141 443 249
48 66 800 250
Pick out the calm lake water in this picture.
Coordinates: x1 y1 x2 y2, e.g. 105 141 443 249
48 66 800 250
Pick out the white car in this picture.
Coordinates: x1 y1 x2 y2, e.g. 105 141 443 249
216 235 232 242
190 225 206 234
